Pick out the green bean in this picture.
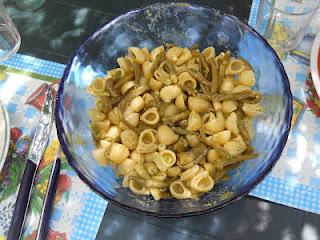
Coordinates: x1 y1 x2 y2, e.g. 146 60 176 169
197 93 212 101
164 60 177 83
222 153 259 167
172 137 188 153
118 85 150 113
211 91 261 102
170 125 193 135
198 133 231 159
218 51 231 79
199 83 210 94
151 51 165 73
191 50 210 78
185 68 211 86
200 55 210 78
180 85 196 95
238 118 251 146
157 102 170 118
241 93 262 104
114 72 134 88
110 96 122 106
236 106 245 120
134 62 141 87
136 121 162 134
214 169 227 182
96 96 112 113
162 110 190 124
191 144 209 164
105 77 119 97
209 58 219 94
164 60 176 74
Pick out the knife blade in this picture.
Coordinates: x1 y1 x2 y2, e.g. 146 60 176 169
7 87 54 240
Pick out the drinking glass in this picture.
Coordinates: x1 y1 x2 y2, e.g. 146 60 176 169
256 0 320 53
0 3 20 61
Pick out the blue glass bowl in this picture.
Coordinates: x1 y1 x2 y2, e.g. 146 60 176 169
56 2 293 217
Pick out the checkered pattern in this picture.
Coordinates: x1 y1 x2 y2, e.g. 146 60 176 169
251 175 320 213
0 53 108 239
248 0 320 215
2 53 65 78
72 192 108 240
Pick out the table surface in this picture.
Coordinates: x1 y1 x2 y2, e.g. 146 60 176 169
6 0 320 239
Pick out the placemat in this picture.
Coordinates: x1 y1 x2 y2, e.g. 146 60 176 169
0 54 108 240
248 0 320 214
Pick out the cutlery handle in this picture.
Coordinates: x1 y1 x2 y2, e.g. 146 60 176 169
7 160 37 240
36 158 61 240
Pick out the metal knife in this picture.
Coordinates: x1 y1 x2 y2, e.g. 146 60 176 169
7 87 54 240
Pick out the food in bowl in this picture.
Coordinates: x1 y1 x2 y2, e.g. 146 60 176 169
56 2 292 216
87 44 263 200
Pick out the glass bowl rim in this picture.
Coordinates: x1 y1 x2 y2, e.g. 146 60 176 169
55 2 293 217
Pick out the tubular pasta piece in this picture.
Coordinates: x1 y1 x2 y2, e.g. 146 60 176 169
190 170 214 192
157 125 179 146
136 129 158 153
225 58 246 75
169 180 191 199
180 164 200 181
92 148 108 166
128 47 145 64
140 107 160 125
178 72 197 90
129 179 149 195
153 149 176 171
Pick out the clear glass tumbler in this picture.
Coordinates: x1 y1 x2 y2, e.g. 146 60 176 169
0 3 21 62
256 0 320 53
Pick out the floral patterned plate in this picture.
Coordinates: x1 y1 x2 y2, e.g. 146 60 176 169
0 100 10 172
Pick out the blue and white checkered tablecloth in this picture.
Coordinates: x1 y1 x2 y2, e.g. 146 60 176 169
248 0 320 214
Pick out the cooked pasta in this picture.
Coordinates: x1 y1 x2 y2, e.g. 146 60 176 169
178 72 197 90
169 180 191 199
157 124 179 146
175 94 187 110
136 129 157 153
153 149 177 171
120 130 139 150
188 96 210 113
88 45 262 200
186 111 202 132
190 170 214 192
140 107 160 125
108 143 130 163
160 85 181 103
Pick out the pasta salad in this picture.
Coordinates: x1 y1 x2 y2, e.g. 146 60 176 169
87 44 263 200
